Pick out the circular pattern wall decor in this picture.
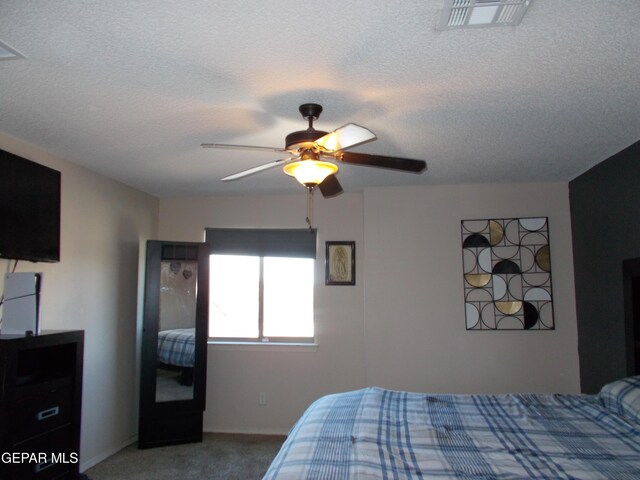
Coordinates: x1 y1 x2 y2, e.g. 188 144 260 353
461 217 554 330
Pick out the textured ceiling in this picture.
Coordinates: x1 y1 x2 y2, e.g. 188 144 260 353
0 1 638 198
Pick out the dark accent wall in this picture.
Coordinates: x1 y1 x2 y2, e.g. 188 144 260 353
570 140 640 393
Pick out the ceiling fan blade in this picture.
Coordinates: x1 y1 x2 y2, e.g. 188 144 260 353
221 157 296 182
202 143 288 153
314 123 377 153
318 174 343 198
338 151 427 173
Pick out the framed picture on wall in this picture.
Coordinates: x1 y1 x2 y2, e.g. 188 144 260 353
325 241 355 285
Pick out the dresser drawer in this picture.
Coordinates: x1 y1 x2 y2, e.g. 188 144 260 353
5 425 75 480
13 382 73 444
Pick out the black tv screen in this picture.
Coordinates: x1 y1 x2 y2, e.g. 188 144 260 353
0 148 61 262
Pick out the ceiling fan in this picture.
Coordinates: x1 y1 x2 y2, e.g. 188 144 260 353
201 103 427 198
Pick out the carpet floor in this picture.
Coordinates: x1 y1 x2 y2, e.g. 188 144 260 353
84 433 285 480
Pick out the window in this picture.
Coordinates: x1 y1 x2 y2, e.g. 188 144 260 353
206 228 316 343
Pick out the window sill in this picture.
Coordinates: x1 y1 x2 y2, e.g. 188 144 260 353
208 340 318 352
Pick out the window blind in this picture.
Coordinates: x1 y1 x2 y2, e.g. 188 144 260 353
205 228 317 259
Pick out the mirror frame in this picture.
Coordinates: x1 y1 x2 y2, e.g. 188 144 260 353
139 240 208 448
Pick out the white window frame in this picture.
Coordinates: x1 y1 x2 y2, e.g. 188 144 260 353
205 228 317 345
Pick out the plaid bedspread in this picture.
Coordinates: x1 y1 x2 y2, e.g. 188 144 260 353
263 387 640 479
157 328 195 368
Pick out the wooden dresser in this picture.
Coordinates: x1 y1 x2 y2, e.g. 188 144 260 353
0 330 84 479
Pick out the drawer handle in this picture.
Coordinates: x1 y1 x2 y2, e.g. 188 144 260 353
36 406 60 421
35 460 55 473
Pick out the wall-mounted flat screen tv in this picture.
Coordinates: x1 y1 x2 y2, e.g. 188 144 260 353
0 148 61 262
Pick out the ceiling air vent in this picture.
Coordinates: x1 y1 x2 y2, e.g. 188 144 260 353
439 0 532 29
0 40 25 61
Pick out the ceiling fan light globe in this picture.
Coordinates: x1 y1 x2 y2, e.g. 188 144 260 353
283 160 338 187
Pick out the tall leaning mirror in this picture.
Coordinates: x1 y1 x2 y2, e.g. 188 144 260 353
139 240 208 449
156 258 197 402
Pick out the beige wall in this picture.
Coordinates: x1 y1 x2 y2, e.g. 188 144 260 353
0 132 159 470
159 181 580 434
363 183 580 394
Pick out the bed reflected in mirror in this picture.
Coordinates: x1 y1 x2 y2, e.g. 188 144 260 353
155 259 197 402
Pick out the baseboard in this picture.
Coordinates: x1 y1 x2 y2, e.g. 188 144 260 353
80 434 138 472
204 427 288 436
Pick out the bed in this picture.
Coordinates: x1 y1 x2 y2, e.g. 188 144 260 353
156 327 195 385
263 376 640 479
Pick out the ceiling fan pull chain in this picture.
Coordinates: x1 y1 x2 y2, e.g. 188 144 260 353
305 186 314 230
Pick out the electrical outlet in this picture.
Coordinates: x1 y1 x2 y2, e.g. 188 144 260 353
259 392 267 405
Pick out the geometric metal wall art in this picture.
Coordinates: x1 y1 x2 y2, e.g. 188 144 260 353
461 217 554 330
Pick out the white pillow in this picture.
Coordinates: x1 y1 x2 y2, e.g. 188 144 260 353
599 375 640 424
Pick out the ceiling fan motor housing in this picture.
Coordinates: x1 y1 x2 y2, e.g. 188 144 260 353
285 129 328 151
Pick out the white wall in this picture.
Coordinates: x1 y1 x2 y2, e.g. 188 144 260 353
0 133 159 470
363 183 580 394
159 181 580 434
159 193 367 433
